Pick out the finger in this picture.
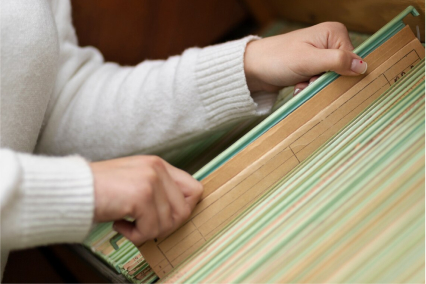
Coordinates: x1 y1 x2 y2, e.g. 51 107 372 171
154 160 187 210
115 191 163 245
294 75 323 96
163 162 203 210
309 76 320 84
322 22 354 51
113 219 147 246
309 48 367 76
153 174 174 234
130 173 162 243
294 82 309 96
155 164 187 231
332 28 354 52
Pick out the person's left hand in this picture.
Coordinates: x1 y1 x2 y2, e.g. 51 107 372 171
244 22 368 94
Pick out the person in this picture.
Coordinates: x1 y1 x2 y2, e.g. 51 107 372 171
0 0 368 278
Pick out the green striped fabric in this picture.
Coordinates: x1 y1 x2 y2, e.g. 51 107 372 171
82 222 157 283
81 23 370 284
82 7 422 283
162 59 425 283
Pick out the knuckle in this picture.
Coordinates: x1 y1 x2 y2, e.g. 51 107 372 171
142 185 155 201
130 155 165 172
131 180 154 204
323 21 346 32
317 21 332 30
122 202 135 217
143 168 160 186
332 22 347 31
127 189 148 216
336 22 348 32
131 155 147 167
147 156 165 170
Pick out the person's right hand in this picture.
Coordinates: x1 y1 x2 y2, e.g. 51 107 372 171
90 155 203 246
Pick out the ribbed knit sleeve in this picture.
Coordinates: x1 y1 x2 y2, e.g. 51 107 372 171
36 17 277 161
1 149 94 251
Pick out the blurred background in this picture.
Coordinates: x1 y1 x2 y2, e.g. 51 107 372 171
3 0 424 282
70 0 425 65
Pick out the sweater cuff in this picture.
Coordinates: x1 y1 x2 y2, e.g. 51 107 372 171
16 153 94 248
195 35 274 128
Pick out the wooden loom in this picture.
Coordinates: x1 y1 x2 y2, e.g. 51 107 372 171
82 5 425 283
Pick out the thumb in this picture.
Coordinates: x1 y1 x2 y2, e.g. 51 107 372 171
313 49 368 76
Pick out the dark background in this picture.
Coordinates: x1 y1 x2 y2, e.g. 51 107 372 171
71 0 425 66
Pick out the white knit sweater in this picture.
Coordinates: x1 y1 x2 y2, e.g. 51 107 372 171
0 0 276 277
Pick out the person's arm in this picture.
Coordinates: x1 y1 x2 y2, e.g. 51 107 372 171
3 1 368 253
1 0 205 255
1 148 202 251
1 149 93 251
36 1 274 161
38 3 366 163
244 22 368 93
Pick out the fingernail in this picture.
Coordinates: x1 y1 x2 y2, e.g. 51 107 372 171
351 59 368 74
293 88 301 96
